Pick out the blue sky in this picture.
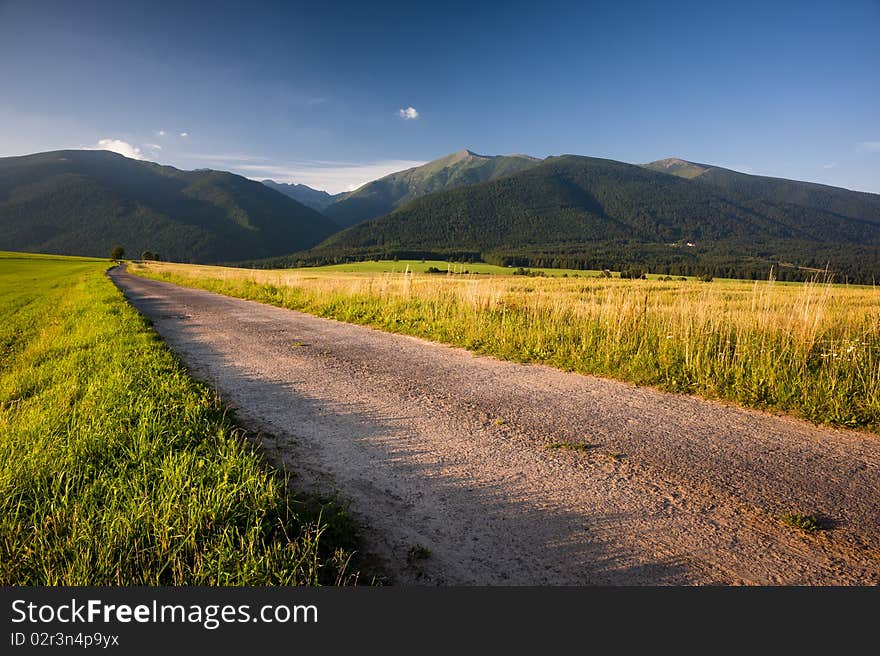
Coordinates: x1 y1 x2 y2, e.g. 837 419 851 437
0 0 878 193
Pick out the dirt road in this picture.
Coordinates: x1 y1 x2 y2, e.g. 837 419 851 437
110 268 880 585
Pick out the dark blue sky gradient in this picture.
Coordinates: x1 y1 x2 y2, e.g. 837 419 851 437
1 0 877 192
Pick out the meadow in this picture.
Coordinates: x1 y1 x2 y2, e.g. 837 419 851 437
132 259 880 433
292 259 602 277
0 252 354 585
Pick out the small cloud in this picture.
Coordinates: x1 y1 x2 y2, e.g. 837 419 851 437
857 141 880 152
398 106 419 120
156 130 166 137
94 138 144 160
822 162 837 169
180 132 189 138
146 143 162 151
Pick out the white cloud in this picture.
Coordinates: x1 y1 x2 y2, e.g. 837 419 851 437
94 138 144 160
146 143 162 150
156 130 166 137
180 132 189 138
822 162 837 169
232 158 427 194
858 141 880 152
398 106 419 120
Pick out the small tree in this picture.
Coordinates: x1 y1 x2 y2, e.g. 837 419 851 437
110 245 125 260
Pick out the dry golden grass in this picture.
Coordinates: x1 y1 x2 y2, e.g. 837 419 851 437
132 261 880 432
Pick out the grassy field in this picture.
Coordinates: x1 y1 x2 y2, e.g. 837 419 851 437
0 252 355 585
132 260 880 433
296 259 604 277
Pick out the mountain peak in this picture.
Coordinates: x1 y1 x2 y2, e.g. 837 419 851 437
445 149 487 163
443 149 540 164
643 157 711 180
323 149 543 227
653 157 693 168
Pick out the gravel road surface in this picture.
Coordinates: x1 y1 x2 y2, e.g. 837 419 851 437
110 268 880 585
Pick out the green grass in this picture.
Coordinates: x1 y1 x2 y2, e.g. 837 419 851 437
780 513 822 533
132 261 880 433
0 252 355 585
406 545 431 563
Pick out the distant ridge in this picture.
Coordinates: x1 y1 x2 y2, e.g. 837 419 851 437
261 179 342 212
643 157 880 222
0 150 338 263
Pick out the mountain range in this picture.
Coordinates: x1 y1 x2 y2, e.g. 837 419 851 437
1 148 878 282
0 150 337 262
291 154 880 282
